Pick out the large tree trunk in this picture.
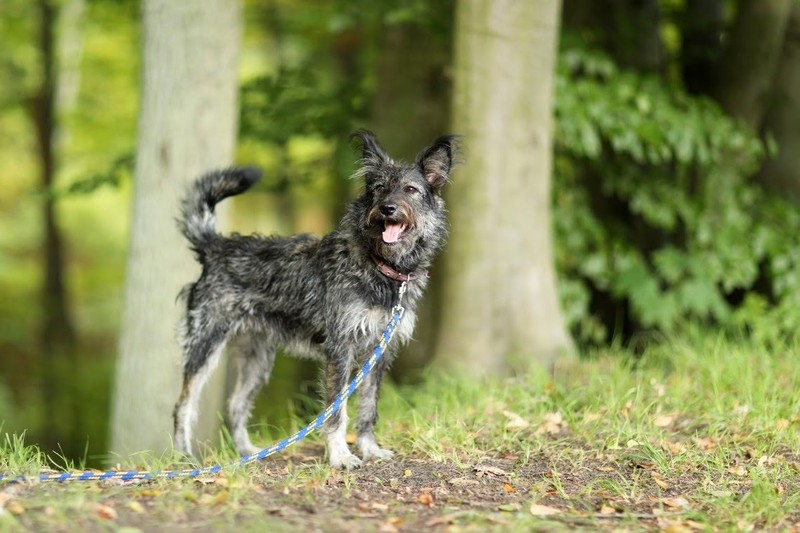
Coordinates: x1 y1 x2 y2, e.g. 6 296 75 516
759 5 800 202
432 0 574 376
110 0 242 458
33 0 78 455
714 0 793 128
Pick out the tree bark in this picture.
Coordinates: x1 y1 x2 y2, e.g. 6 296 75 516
714 0 793 128
759 5 800 202
110 0 242 458
681 0 725 94
33 0 78 454
432 0 574 376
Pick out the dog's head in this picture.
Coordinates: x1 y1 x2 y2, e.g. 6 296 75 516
350 130 458 269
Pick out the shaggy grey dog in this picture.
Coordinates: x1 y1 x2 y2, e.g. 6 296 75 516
172 131 457 469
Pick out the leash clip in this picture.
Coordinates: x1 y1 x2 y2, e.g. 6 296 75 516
393 281 408 317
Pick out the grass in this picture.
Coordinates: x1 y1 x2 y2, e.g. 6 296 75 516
1 333 799 531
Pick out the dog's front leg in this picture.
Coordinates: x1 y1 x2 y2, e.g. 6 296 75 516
355 353 394 462
323 349 362 470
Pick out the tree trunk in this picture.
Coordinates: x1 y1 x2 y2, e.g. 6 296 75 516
110 0 242 458
681 0 725 94
563 0 663 74
432 0 574 376
759 5 800 202
33 0 78 455
714 0 793 128
369 19 453 379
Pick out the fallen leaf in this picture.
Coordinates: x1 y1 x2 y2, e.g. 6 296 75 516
474 465 509 477
94 503 118 520
654 414 675 428
727 465 747 477
6 501 25 515
776 419 790 431
139 489 162 498
584 412 602 423
529 503 562 516
692 436 716 451
663 441 688 454
403 469 412 478
626 439 641 448
198 491 229 506
502 410 530 430
535 412 566 436
370 502 389 512
502 483 515 494
599 504 617 515
660 496 691 510
448 477 479 486
425 514 457 527
417 493 434 507
651 471 670 490
127 501 146 514
346 432 357 444
497 503 520 512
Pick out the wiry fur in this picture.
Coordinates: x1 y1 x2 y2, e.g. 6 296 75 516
172 131 458 469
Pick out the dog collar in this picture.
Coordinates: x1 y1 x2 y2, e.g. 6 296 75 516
371 255 428 282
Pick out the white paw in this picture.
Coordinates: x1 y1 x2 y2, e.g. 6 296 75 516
237 443 261 457
358 437 395 462
329 450 363 470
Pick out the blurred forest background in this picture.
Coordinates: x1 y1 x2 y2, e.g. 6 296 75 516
1 0 799 466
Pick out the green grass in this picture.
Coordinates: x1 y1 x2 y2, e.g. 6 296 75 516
2 333 799 531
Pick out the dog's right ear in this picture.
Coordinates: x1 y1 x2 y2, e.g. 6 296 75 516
350 130 391 165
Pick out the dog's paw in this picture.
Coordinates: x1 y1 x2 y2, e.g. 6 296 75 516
358 437 394 462
236 443 262 458
329 450 363 470
363 447 394 462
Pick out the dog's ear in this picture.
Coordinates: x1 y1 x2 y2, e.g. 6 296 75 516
350 130 390 165
417 135 459 194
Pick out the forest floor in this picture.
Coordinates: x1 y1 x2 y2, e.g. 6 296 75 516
2 335 800 531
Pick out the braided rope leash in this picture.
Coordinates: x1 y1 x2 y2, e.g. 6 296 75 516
1 283 408 484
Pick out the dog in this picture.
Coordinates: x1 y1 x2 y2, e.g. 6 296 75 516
172 131 457 469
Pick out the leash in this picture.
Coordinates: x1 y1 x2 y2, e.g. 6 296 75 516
1 283 408 484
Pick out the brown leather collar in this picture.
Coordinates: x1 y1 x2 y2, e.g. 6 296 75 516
372 255 428 282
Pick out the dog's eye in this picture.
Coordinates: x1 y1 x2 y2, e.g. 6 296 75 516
404 185 419 194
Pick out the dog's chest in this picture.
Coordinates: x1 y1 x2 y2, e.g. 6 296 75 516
337 301 417 348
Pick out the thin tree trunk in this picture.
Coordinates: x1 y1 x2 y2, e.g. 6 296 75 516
681 0 725 95
33 0 78 455
760 5 800 201
110 0 242 458
433 0 574 376
714 0 793 128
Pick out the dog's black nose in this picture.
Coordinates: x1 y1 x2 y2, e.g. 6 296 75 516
379 204 397 217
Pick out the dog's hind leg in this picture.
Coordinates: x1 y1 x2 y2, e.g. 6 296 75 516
173 327 228 456
355 353 394 462
227 335 276 456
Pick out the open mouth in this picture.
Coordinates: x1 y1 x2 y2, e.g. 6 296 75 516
381 222 407 244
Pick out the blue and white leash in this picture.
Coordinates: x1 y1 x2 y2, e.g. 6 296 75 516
1 283 408 484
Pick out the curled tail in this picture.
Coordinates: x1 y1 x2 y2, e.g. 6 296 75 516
178 166 262 254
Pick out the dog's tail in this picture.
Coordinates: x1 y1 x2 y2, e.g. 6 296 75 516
178 166 262 254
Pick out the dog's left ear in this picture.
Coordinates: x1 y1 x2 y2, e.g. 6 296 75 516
417 135 459 194
350 129 390 165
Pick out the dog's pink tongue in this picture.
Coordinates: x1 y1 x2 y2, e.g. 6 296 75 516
382 223 405 244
